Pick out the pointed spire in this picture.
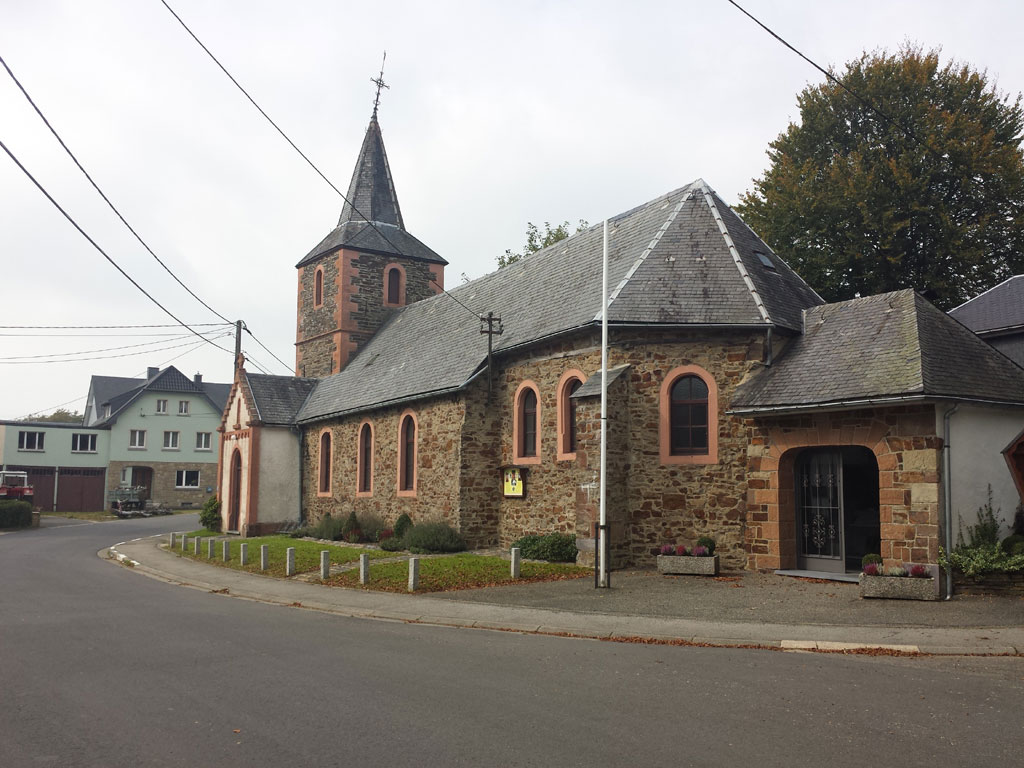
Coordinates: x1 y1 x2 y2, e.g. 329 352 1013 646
337 114 405 229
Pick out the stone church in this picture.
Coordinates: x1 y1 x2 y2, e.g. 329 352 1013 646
218 109 1024 577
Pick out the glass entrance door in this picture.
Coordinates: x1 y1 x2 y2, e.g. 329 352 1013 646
796 450 844 572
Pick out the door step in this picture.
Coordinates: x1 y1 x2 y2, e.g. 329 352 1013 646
775 569 859 583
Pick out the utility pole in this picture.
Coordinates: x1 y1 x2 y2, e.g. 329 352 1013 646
479 312 503 402
234 320 243 365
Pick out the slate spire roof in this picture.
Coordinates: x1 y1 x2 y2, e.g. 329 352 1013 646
298 179 822 423
731 289 1024 413
297 114 445 267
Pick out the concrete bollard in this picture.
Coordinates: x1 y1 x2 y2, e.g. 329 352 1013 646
408 557 419 592
359 553 369 585
260 544 268 571
169 532 176 549
193 536 200 555
511 547 522 578
222 540 230 562
181 534 187 552
320 550 330 580
286 547 296 577
207 538 214 559
240 542 248 566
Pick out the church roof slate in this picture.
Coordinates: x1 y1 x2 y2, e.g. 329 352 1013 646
949 274 1024 335
298 180 822 423
731 289 1024 413
244 373 318 426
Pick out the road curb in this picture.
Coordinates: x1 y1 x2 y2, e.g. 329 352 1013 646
104 535 1024 658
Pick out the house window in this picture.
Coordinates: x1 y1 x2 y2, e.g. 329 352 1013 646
129 429 146 449
103 405 111 419
659 365 718 465
163 431 180 450
512 381 542 464
18 431 44 451
196 432 212 451
384 264 406 306
398 412 417 494
314 267 324 307
318 430 332 495
557 370 586 460
357 422 373 495
178 400 190 415
71 433 97 453
175 469 200 488
156 399 168 414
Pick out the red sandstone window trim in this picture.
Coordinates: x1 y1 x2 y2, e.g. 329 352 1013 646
513 380 542 465
397 410 417 496
314 266 324 308
659 365 718 465
556 369 586 461
357 421 374 497
317 428 333 496
383 263 406 307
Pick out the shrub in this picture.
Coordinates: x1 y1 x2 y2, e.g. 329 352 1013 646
958 486 1003 548
659 543 675 556
379 535 406 552
675 544 689 556
885 565 908 577
199 496 221 532
908 564 931 579
862 562 882 576
861 553 883 567
0 500 32 528
341 510 360 540
692 545 710 557
1000 534 1024 555
1013 504 1024 536
344 528 362 544
405 521 467 554
696 535 716 556
1014 541 1024 557
379 528 394 542
311 513 344 541
393 513 413 540
358 512 386 542
512 532 577 562
940 544 1024 578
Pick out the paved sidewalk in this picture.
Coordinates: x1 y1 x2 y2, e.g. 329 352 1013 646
106 535 1024 657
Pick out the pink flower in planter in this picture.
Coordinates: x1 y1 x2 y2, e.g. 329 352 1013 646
908 564 930 579
659 544 675 556
675 544 689 556
862 562 882 576
692 545 709 557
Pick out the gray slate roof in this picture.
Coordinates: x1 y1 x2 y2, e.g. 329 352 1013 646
245 373 317 426
949 275 1024 334
731 289 1024 412
298 180 821 423
92 366 230 426
296 115 445 267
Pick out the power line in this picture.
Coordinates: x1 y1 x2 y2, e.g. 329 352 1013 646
0 323 230 329
0 138 236 358
241 325 292 373
159 0 482 322
0 331 222 361
0 53 234 325
0 333 233 364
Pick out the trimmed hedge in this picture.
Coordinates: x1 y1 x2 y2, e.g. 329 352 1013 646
512 532 578 563
405 521 467 554
0 500 32 528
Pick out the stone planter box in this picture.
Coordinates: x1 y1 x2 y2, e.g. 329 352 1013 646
656 554 719 576
859 574 940 601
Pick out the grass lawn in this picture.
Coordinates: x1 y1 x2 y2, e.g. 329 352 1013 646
186 528 224 538
326 552 589 592
163 535 390 577
45 511 118 521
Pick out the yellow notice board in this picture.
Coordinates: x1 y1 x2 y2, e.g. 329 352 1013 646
502 467 524 497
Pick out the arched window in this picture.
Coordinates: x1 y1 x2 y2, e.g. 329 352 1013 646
384 264 406 306
557 370 586 460
659 366 718 465
398 412 417 494
318 429 332 494
314 267 324 308
513 381 542 464
357 422 373 495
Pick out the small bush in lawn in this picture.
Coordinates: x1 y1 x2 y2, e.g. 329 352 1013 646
0 500 32 528
393 513 413 540
341 510 360 539
379 535 406 552
861 553 883 567
344 528 362 544
512 533 577 562
512 534 544 559
358 512 386 542
199 496 221 532
379 528 394 542
312 513 344 541
696 535 716 556
862 562 882 576
405 521 466 554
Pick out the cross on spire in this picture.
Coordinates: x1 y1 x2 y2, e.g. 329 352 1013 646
371 51 389 118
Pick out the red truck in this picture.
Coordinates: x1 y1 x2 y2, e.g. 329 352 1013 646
0 470 34 505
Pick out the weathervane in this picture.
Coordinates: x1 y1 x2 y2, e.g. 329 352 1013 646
371 51 389 117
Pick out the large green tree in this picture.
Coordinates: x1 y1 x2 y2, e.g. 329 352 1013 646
498 219 589 268
737 46 1024 308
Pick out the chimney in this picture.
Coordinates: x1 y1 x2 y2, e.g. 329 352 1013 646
147 367 159 379
193 373 203 385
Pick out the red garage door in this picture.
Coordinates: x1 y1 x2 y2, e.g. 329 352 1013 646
56 468 106 513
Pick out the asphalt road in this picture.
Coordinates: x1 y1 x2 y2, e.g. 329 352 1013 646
2 515 1022 767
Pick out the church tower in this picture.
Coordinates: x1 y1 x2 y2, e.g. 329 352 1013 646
294 102 446 378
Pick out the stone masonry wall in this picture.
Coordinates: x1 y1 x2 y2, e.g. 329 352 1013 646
301 395 465 533
107 459 215 509
745 405 941 572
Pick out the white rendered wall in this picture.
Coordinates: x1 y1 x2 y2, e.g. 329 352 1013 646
256 428 301 524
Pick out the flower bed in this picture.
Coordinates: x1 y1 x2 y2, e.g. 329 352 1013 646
858 560 941 601
655 538 719 576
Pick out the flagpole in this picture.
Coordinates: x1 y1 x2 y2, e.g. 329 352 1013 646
598 218 609 588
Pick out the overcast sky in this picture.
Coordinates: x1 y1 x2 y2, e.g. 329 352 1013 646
3 0 1023 421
